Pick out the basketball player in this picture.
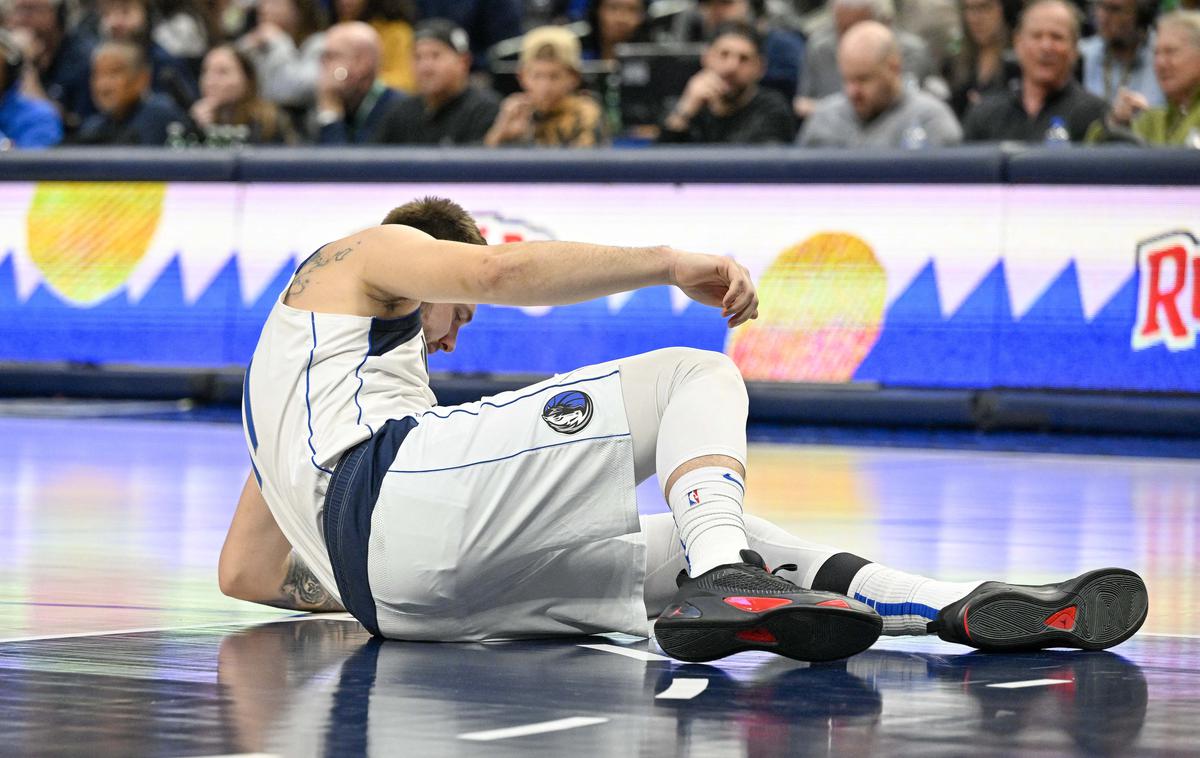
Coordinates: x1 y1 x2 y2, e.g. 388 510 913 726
220 197 1148 662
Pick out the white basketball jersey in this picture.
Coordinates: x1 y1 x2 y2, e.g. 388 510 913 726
242 257 435 601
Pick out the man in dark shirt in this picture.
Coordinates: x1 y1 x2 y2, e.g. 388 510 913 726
378 19 499 145
311 22 407 145
5 0 96 134
659 20 796 144
964 0 1108 142
76 39 189 144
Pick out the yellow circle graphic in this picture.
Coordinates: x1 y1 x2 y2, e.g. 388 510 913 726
728 232 886 382
27 182 167 304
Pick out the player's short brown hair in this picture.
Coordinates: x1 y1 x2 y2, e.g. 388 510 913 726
381 197 486 245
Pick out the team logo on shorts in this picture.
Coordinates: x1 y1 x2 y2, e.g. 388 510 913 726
542 390 593 435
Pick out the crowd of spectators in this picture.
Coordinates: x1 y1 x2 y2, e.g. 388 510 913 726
1 0 1198 149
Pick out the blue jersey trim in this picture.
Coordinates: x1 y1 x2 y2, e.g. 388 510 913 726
417 369 621 422
367 311 422 357
306 313 334 475
389 431 630 474
323 417 419 637
854 593 941 620
242 356 258 452
352 334 373 438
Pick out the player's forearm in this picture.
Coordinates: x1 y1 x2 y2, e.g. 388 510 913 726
478 241 676 306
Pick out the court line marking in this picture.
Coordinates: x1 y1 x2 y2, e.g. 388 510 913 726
578 643 672 661
459 717 608 742
986 678 1074 689
176 754 280 758
656 678 709 700
1140 632 1200 639
0 613 357 644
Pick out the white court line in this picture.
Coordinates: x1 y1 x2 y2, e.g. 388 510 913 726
458 716 608 742
656 678 709 700
578 643 672 661
0 613 357 644
1140 632 1200 639
986 678 1074 689
177 753 280 758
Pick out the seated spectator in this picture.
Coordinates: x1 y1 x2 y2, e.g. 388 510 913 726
378 18 499 144
415 0 522 69
0 28 62 147
333 0 416 92
484 25 605 147
310 21 406 143
659 20 795 144
237 0 326 110
1089 10 1200 145
97 0 199 109
75 39 190 144
948 0 1022 118
963 0 1108 142
798 20 961 147
4 0 95 133
1080 0 1163 108
795 0 938 119
580 0 651 62
666 0 806 100
190 44 297 144
153 0 218 64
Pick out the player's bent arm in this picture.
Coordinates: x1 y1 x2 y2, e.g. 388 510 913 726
357 224 677 306
219 473 344 613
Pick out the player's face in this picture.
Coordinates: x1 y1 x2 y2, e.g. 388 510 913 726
421 303 475 354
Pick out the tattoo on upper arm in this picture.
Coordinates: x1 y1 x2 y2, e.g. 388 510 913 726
267 552 345 612
285 243 357 298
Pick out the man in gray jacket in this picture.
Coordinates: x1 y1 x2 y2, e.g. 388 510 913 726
798 21 961 147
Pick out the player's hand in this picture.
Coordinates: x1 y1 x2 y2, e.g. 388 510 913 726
670 251 758 328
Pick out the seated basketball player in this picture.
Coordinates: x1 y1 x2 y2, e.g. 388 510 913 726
219 197 1148 662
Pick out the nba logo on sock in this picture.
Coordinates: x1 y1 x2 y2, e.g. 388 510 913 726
687 489 701 506
541 390 593 434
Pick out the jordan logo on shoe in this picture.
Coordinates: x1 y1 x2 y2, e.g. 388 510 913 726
1045 606 1078 631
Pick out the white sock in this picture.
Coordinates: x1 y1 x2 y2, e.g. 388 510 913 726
667 466 750 577
848 564 984 635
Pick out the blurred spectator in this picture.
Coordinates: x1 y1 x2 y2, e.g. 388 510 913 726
580 0 650 62
963 0 1108 142
0 28 62 147
659 20 795 143
190 43 296 144
236 0 326 109
666 0 806 99
894 0 961 75
1080 0 1164 107
378 18 499 144
97 0 199 108
415 0 522 67
484 24 605 146
333 0 416 92
3 0 95 132
795 0 938 119
798 20 961 146
310 20 406 143
1089 10 1200 144
153 0 219 63
76 38 190 144
948 0 1021 118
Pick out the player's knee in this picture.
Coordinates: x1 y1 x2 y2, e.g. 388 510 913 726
676 348 746 393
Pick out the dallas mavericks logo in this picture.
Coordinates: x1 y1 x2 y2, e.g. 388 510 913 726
542 390 593 435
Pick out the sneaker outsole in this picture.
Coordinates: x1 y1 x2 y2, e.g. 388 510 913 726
945 568 1148 652
656 605 883 663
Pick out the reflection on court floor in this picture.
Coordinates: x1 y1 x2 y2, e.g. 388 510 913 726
0 415 1196 756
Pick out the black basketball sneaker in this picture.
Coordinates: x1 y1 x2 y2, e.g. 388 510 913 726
654 549 883 663
927 568 1149 652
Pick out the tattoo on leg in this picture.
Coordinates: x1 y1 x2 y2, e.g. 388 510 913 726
267 552 344 612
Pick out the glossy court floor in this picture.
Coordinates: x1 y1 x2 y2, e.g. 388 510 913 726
1 408 1197 757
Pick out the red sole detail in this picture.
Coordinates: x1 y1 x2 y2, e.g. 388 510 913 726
735 628 778 644
724 596 793 613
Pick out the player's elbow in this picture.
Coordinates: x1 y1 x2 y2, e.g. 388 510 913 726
218 553 261 602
